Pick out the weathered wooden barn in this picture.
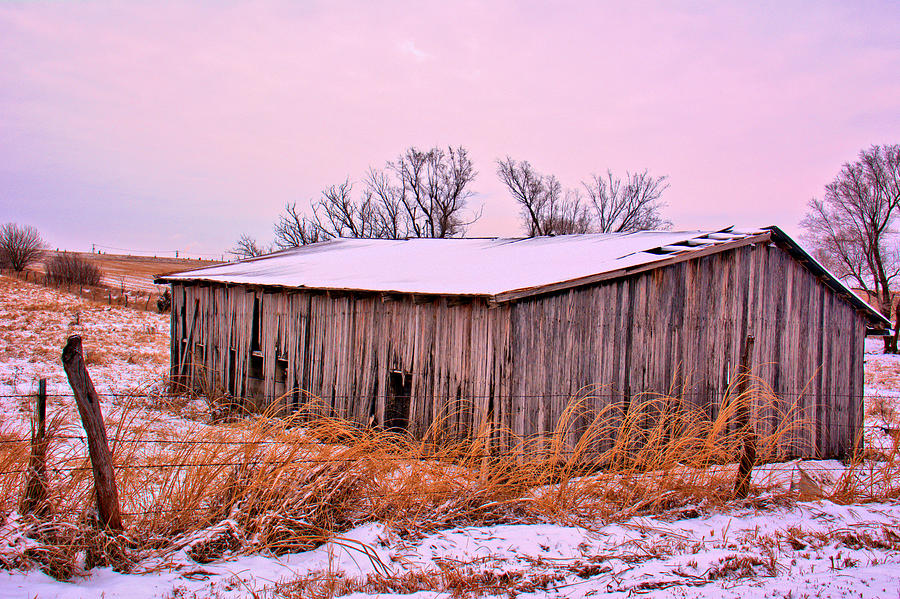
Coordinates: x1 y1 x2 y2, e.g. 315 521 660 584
156 226 889 458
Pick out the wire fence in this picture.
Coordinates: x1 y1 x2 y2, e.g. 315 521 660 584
1 387 896 510
1 391 898 400
0 458 883 478
0 430 893 478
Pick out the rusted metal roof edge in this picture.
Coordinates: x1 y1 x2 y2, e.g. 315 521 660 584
490 232 772 303
151 278 495 302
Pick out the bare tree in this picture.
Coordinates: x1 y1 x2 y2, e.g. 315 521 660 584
582 170 671 232
274 202 326 249
366 167 407 239
230 234 271 259
496 157 547 235
802 144 900 351
274 181 395 247
0 223 46 271
273 145 480 248
312 180 380 239
497 159 666 236
387 146 478 238
544 184 593 235
496 158 592 236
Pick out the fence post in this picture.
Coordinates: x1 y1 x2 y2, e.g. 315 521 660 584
734 335 756 499
61 336 123 531
21 379 49 517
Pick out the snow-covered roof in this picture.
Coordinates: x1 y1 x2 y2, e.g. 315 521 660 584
156 226 889 327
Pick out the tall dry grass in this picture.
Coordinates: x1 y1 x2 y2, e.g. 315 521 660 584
0 378 897 579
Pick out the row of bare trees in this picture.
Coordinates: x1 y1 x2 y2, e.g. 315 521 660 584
496 158 670 236
232 145 671 257
235 146 481 257
234 141 900 352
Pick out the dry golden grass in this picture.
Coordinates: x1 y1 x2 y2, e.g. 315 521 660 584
59 252 220 280
265 563 569 599
866 394 900 431
1 377 897 580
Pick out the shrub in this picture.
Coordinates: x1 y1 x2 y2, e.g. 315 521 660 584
0 223 46 272
157 288 171 313
45 253 102 287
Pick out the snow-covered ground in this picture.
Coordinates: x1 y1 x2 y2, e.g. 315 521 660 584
2 500 898 598
1 275 898 598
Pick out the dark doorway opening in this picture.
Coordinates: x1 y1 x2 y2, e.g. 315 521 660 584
385 371 412 431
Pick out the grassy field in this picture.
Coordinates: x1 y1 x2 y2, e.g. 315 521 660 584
20 251 222 294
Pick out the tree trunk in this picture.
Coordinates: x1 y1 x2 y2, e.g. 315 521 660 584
893 299 900 354
875 258 895 353
61 336 123 531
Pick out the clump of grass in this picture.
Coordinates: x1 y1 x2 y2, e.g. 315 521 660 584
267 563 566 599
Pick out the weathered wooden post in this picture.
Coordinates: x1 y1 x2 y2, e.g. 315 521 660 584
21 379 49 517
61 336 123 531
734 335 756 499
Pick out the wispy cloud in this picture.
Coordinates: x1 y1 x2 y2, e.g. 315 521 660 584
399 39 430 62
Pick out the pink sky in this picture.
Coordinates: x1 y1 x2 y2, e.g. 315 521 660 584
2 1 898 257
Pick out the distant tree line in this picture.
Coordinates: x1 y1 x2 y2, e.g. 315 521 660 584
231 145 672 257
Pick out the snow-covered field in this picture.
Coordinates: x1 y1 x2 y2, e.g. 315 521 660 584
0 275 169 398
0 275 898 598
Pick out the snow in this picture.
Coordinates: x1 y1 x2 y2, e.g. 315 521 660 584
158 229 763 297
158 227 888 328
2 501 899 598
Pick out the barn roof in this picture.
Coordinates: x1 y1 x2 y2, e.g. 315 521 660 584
156 226 889 328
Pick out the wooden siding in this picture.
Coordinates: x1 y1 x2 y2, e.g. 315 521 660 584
170 242 866 458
